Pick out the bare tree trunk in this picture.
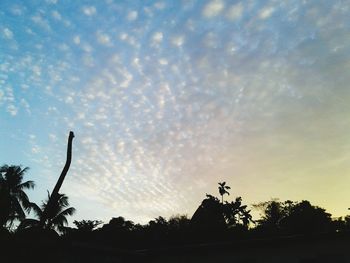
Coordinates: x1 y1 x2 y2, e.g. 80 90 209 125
39 131 74 228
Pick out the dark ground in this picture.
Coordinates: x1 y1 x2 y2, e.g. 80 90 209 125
2 232 350 263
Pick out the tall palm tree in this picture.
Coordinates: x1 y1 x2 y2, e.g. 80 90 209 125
218 181 230 203
18 192 75 234
0 165 34 229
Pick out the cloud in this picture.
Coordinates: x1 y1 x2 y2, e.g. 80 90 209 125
10 5 25 16
20 98 31 114
31 146 40 154
1 0 350 222
51 10 62 20
31 15 51 30
171 35 185 47
259 6 275 20
6 104 18 116
73 35 80 45
65 96 74 104
82 43 93 52
82 6 96 16
152 31 163 44
158 58 168 65
49 133 57 142
127 10 138 21
202 0 225 18
226 3 244 21
46 0 58 4
2 28 14 39
0 90 4 103
82 54 94 67
154 2 166 10
96 31 112 46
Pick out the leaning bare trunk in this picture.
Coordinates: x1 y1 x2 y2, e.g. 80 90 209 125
39 131 74 228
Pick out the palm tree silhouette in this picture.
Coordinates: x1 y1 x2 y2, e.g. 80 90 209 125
0 165 34 229
19 191 75 234
218 182 230 203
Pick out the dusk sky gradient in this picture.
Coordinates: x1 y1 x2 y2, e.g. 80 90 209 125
1 0 350 224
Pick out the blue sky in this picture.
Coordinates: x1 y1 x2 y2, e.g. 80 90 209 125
1 0 350 224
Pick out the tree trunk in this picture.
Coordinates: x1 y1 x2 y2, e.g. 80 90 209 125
39 131 74 228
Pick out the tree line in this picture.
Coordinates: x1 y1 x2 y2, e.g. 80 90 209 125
1 164 350 249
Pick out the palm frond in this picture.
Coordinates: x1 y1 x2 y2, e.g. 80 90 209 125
17 191 31 212
11 198 25 219
58 207 76 217
17 180 35 190
57 194 69 207
51 214 68 229
29 202 43 219
0 165 9 173
17 218 40 230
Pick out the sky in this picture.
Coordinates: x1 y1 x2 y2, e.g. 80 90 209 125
1 0 350 224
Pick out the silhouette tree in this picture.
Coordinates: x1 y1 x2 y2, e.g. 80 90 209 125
18 192 75 234
168 215 190 230
101 216 135 235
97 216 136 247
73 219 103 232
218 182 230 203
331 216 350 232
191 193 252 231
280 200 332 234
0 165 34 229
223 197 253 228
254 199 333 235
253 199 290 233
191 194 226 230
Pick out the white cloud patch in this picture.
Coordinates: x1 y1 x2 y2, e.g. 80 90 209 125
31 145 40 154
226 3 244 21
202 0 225 18
2 28 14 39
65 96 74 104
10 5 25 16
159 58 168 65
20 98 31 114
0 90 4 103
51 10 62 20
259 6 275 20
154 2 166 10
127 10 138 21
46 0 58 4
73 35 80 45
171 35 185 47
82 43 93 53
96 31 112 46
7 104 18 116
82 6 97 16
151 31 163 46
31 15 51 30
49 134 57 142
82 55 94 67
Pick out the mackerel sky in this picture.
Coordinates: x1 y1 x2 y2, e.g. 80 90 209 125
1 0 350 223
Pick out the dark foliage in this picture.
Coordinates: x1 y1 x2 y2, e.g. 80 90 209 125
253 199 334 236
18 192 75 234
73 219 103 232
2 163 350 260
0 165 34 229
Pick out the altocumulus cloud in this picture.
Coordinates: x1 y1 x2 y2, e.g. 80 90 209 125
1 0 350 223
